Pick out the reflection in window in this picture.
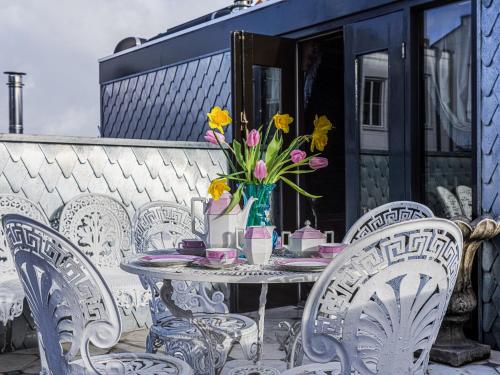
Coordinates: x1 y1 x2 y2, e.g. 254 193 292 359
362 78 385 127
358 51 389 212
253 66 282 129
422 1 472 219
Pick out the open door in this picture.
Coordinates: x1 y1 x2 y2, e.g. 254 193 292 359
231 31 297 233
344 12 407 226
231 31 300 311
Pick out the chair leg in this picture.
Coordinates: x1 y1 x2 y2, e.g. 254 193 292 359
288 334 304 369
238 333 258 361
146 331 164 354
163 336 212 375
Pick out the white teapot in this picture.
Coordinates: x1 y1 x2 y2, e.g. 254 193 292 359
191 192 255 248
282 221 334 256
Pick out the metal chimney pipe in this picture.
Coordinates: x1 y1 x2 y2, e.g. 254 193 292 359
233 0 253 11
4 71 25 134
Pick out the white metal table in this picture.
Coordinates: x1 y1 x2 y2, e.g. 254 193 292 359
121 258 321 375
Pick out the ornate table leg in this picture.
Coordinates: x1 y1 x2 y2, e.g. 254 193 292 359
220 283 281 375
160 280 220 375
255 283 268 364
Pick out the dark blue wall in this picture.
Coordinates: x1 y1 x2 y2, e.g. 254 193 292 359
480 0 500 348
100 51 232 141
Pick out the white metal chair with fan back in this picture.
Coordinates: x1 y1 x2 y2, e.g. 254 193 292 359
280 218 462 375
342 200 434 244
132 201 258 374
281 201 435 367
3 213 193 375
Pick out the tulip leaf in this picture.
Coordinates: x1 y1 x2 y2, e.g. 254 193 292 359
224 184 243 214
232 140 246 170
265 133 282 168
282 169 316 175
280 176 322 199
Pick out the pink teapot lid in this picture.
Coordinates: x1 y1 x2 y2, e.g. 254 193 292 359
245 226 272 239
291 220 325 239
206 191 241 215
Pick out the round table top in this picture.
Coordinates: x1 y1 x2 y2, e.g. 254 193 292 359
120 256 323 284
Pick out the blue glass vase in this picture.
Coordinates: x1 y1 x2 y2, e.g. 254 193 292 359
243 183 276 226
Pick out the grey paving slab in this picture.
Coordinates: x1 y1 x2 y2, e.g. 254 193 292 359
427 364 500 374
1 306 500 374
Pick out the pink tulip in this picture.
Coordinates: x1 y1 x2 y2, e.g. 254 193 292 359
246 129 260 147
254 160 268 181
290 149 306 163
309 156 328 170
204 130 225 145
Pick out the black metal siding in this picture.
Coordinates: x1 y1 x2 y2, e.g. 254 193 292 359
100 51 232 141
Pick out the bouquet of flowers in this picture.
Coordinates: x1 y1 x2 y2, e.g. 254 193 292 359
204 106 333 226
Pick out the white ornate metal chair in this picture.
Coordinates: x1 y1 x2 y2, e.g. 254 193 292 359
279 201 436 367
3 213 193 374
436 186 464 219
0 194 49 326
132 201 258 374
280 218 463 375
342 201 435 244
456 185 472 220
58 194 150 325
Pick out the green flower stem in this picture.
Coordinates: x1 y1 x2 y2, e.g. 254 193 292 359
263 117 275 147
214 136 238 173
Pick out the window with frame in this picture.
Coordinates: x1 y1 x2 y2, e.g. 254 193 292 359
362 78 386 127
421 1 472 219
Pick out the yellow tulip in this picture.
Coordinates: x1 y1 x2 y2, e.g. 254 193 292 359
208 178 230 200
273 113 294 134
310 115 333 152
314 115 333 133
207 107 232 134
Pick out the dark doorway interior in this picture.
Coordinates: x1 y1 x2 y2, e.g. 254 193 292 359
234 31 345 312
299 31 346 239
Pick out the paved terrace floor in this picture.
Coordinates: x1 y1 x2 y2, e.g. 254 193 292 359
0 306 498 374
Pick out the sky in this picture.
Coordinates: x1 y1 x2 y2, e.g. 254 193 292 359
0 0 232 137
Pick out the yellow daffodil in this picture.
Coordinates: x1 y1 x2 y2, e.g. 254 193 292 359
310 115 333 152
208 178 230 200
273 113 294 134
207 107 232 134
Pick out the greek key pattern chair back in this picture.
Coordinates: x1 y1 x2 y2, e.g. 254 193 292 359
132 202 226 314
59 194 132 268
0 195 49 275
3 214 121 374
302 218 462 374
133 201 204 253
343 201 434 244
0 195 49 324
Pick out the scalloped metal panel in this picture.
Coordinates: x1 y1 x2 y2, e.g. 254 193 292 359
480 0 500 349
0 139 226 223
100 52 232 141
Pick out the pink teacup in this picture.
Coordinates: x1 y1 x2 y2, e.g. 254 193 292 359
178 239 205 249
205 248 237 266
177 239 206 256
318 243 346 259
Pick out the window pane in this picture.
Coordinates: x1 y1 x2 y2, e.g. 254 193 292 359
422 1 472 219
372 103 381 126
253 65 282 131
358 51 389 212
372 80 382 104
